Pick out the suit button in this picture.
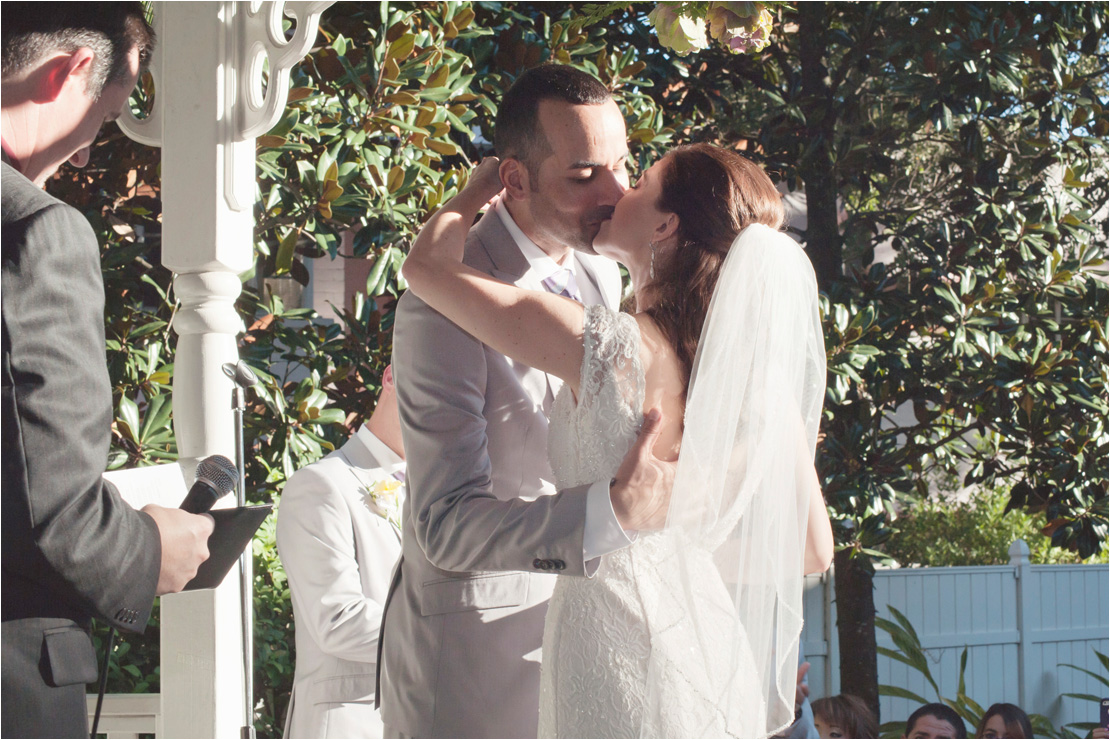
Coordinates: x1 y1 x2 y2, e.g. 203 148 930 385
552 560 566 571
533 558 549 570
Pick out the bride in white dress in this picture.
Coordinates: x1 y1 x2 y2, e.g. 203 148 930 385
402 143 834 738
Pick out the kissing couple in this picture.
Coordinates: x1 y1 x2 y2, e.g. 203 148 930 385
378 64 834 739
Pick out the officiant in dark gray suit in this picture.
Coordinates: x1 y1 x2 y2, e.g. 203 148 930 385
2 5 215 737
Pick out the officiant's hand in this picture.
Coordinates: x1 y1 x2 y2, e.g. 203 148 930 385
142 504 215 595
610 409 675 531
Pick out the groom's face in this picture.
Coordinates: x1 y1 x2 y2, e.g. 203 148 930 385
524 99 630 255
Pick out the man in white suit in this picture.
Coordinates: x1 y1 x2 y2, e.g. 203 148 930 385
277 366 406 739
378 65 673 738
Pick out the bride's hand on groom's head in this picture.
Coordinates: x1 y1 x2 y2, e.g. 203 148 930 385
459 156 504 210
609 408 676 532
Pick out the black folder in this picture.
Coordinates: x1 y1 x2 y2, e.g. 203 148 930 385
184 504 273 591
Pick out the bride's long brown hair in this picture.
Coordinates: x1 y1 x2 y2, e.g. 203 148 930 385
644 144 785 388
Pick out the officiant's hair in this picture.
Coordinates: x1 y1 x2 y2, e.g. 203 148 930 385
645 144 784 388
2 2 155 101
495 64 611 179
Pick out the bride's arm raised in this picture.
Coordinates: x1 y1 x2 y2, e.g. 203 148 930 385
402 158 586 392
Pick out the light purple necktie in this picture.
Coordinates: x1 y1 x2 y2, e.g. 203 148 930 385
542 268 582 303
391 469 406 483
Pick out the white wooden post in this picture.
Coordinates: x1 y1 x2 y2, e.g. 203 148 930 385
1009 539 1035 714
824 568 840 697
117 2 332 736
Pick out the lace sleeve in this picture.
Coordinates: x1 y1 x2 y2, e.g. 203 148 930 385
577 304 645 423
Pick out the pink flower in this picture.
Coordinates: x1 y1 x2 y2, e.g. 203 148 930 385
648 3 709 56
706 2 774 54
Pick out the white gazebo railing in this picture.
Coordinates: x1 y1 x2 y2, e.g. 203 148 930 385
90 2 332 737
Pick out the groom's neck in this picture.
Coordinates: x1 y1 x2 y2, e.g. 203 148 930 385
502 196 571 265
365 402 405 460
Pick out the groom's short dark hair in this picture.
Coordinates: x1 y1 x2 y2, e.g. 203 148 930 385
495 64 612 178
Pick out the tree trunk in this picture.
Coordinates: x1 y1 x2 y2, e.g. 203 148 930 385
800 0 878 721
797 1 842 290
834 548 880 721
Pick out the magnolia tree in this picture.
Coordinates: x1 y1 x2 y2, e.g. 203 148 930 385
621 1 1108 717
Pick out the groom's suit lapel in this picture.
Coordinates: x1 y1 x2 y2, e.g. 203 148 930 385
336 435 402 542
470 211 556 413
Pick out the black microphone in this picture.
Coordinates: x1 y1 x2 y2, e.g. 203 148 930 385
179 454 238 514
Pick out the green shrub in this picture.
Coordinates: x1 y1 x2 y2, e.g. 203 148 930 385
886 480 1107 567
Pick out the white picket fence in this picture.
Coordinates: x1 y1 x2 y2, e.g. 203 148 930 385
801 540 1110 730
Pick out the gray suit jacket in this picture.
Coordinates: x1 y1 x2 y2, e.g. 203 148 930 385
1 160 161 738
378 210 622 738
278 428 403 739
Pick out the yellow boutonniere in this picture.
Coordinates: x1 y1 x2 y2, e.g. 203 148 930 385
353 471 404 530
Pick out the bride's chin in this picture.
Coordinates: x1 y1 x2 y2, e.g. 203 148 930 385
593 242 619 262
592 233 614 256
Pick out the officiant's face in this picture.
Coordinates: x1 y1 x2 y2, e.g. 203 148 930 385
524 99 629 255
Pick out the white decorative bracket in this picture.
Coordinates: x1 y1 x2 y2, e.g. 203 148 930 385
119 1 334 211
117 7 165 147
225 0 333 210
233 0 333 140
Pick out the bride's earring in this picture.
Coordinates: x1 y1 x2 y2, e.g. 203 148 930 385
649 242 657 280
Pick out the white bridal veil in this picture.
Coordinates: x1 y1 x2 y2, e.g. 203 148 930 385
637 223 827 738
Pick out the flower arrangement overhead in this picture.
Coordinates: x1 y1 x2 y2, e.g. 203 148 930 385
647 1 776 54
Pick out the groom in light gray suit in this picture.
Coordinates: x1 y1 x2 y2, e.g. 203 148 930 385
378 65 671 738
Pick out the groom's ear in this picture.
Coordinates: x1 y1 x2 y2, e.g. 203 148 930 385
500 158 530 200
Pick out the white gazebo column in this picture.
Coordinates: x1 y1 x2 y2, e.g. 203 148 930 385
119 2 331 736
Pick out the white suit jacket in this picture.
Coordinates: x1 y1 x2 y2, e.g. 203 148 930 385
378 210 622 738
277 427 403 739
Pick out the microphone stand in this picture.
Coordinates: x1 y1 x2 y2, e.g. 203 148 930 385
224 362 258 739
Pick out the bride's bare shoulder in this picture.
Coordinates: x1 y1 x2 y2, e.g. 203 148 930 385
631 312 685 460
631 314 675 370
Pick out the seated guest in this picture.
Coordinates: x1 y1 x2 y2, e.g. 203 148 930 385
812 694 879 739
277 366 405 739
905 703 968 739
974 703 1032 739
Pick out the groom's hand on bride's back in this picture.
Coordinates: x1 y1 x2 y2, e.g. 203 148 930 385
610 408 675 531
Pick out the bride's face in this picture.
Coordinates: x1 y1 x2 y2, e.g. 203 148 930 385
593 158 671 270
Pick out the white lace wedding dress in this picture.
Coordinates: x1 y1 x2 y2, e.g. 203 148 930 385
538 305 764 739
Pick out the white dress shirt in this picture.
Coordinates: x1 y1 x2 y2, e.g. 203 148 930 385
353 424 405 482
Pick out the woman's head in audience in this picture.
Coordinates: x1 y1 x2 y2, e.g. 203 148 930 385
812 694 879 739
974 703 1032 739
